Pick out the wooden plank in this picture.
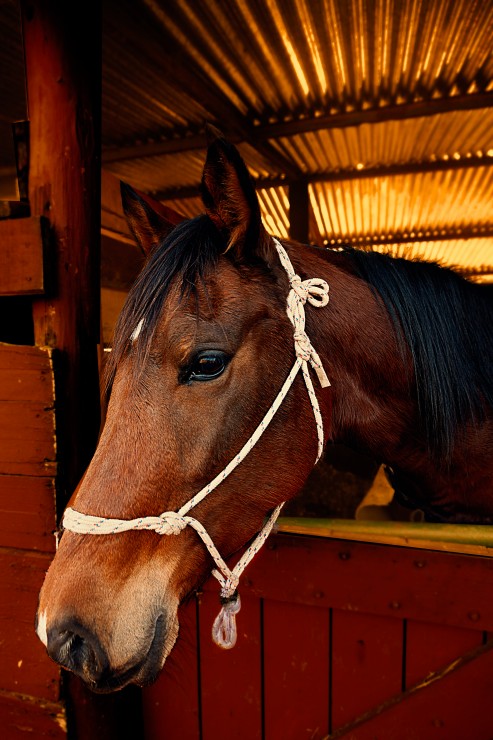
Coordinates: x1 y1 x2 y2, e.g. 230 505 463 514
0 691 66 739
0 343 54 405
143 598 200 740
0 475 56 552
199 590 261 740
0 400 56 476
237 535 493 632
331 610 403 731
334 642 493 739
0 344 56 477
279 518 493 557
0 217 45 295
263 599 329 739
0 548 60 701
405 620 482 688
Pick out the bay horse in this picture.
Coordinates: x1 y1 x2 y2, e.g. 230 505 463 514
36 131 493 692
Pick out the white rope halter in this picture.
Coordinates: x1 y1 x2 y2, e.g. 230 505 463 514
62 238 330 649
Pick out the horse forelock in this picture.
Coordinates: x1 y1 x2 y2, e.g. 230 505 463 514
104 215 225 397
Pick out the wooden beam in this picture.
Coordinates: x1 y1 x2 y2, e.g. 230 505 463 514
289 180 309 243
102 93 493 164
257 92 493 139
153 154 491 201
327 226 493 247
22 0 102 495
0 216 46 295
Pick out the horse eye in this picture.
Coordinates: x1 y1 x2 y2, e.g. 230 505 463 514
183 351 229 383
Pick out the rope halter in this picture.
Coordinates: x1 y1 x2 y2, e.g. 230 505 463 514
62 238 330 649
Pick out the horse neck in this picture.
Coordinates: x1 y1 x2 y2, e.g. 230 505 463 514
291 245 493 520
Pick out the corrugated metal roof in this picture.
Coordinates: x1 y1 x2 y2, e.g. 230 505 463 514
269 109 493 173
310 168 493 238
104 0 493 144
101 0 493 280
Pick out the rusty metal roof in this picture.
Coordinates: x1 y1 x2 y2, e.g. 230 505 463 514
102 0 493 279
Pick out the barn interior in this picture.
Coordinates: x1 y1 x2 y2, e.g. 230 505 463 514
2 0 492 520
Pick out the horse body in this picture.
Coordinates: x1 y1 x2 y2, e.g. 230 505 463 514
35 132 492 691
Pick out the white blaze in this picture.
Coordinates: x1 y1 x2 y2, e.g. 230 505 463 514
37 610 48 646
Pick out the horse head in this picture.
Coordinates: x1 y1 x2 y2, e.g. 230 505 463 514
36 131 333 691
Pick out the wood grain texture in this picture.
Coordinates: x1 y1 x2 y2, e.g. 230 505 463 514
405 619 482 689
334 642 493 740
0 691 66 740
0 548 60 701
236 535 493 632
0 475 56 552
0 217 45 295
331 610 403 731
0 344 56 477
263 599 329 739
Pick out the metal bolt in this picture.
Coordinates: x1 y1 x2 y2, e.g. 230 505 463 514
468 611 480 622
339 551 351 560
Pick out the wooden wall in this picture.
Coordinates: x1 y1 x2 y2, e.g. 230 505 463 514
0 0 102 736
143 535 493 740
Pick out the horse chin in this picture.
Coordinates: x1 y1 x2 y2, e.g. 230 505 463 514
80 611 180 694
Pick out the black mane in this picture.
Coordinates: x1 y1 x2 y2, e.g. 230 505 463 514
106 220 492 464
105 215 223 394
345 249 493 461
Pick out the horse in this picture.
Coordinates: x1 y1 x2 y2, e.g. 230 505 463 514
35 130 493 693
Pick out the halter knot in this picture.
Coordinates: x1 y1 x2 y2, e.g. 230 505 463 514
293 329 313 363
290 274 308 303
154 512 187 536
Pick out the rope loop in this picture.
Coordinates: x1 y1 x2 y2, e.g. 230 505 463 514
212 592 242 649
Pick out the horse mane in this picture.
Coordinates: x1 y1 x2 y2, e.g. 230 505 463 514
343 248 493 461
104 215 223 396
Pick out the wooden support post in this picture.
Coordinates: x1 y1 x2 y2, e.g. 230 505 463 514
22 0 101 498
289 179 309 243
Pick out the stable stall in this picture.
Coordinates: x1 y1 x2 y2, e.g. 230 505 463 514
0 0 492 737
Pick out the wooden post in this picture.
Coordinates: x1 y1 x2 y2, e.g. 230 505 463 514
22 0 101 499
288 179 310 243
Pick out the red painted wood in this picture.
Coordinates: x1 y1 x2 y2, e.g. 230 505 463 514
0 476 56 552
199 589 262 740
405 620 482 688
0 691 66 739
0 549 60 701
242 535 493 631
143 598 200 740
263 599 329 740
336 645 493 739
331 609 403 730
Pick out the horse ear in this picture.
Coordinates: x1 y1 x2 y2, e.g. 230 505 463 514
201 126 271 261
120 181 185 256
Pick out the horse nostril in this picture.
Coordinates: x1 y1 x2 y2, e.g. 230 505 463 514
47 622 109 683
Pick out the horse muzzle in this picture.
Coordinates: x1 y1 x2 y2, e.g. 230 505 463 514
39 610 174 692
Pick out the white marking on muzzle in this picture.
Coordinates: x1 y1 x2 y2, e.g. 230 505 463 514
37 610 48 647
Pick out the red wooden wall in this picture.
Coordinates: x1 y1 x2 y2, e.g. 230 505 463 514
0 343 66 736
143 534 493 740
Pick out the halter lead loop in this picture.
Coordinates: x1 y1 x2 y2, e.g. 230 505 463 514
62 238 330 649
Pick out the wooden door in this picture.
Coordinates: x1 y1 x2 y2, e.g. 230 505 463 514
143 535 493 740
